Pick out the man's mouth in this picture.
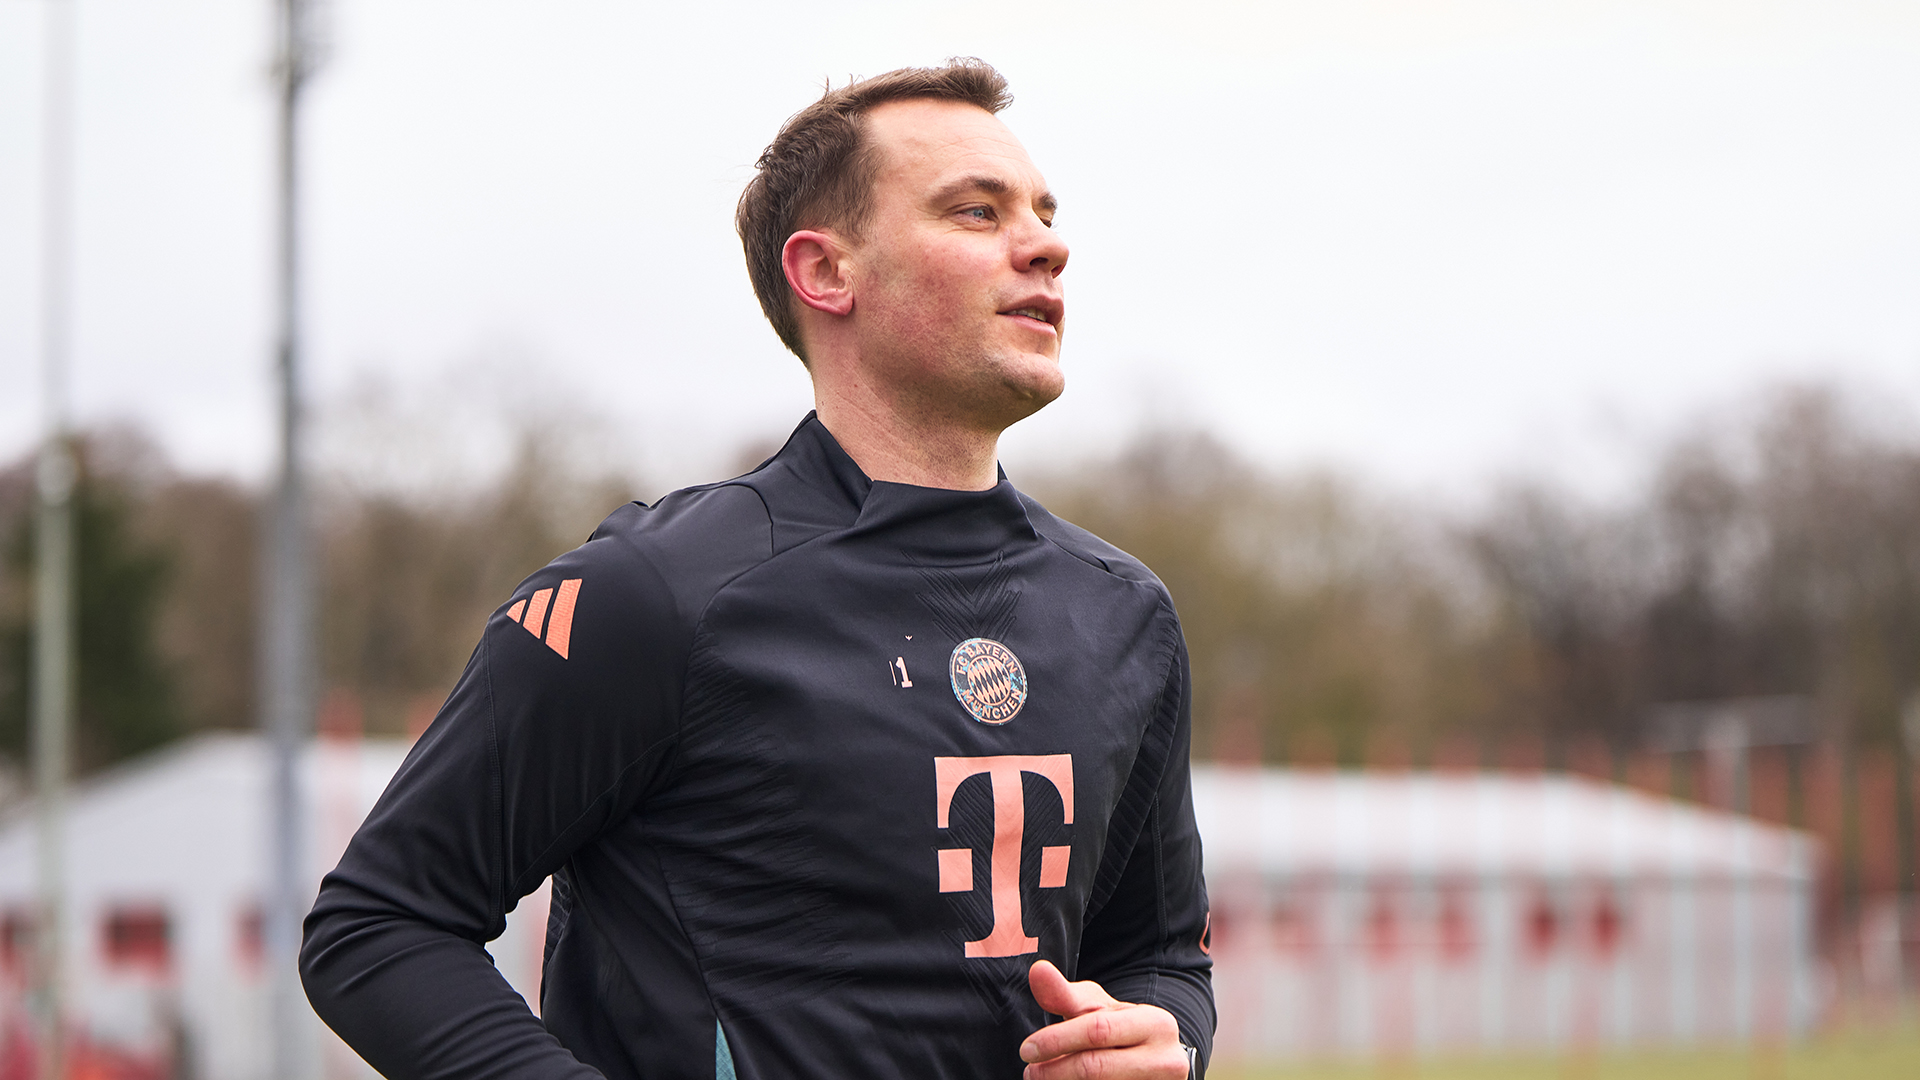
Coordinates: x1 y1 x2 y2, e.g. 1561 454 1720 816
1002 307 1057 325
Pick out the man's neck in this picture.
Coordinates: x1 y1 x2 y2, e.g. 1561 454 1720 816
813 393 1001 492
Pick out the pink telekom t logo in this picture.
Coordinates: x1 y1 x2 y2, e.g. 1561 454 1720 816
934 755 1074 958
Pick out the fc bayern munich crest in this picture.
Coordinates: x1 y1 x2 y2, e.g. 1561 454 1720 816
949 637 1028 725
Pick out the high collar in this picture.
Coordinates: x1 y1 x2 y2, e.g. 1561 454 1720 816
779 411 873 511
849 476 1039 563
747 413 1038 562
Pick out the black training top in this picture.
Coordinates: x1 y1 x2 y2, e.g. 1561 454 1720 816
301 414 1214 1080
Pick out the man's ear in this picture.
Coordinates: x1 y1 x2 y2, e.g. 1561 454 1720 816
782 230 855 317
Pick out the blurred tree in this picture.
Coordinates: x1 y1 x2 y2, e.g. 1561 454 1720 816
5 377 1917 820
1466 386 1920 755
146 475 258 732
0 433 185 773
1466 484 1649 752
316 429 639 735
1029 431 1492 765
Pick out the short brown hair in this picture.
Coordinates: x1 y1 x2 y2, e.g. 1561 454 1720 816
736 58 1013 362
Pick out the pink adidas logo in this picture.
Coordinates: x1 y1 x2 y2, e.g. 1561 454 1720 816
506 578 582 659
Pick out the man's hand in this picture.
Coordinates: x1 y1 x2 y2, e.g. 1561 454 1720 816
1018 960 1190 1080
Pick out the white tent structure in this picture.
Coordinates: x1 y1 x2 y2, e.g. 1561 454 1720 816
1194 765 1822 1061
0 734 548 1080
0 738 1822 1076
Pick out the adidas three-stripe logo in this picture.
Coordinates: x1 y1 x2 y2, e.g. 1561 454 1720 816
506 578 582 659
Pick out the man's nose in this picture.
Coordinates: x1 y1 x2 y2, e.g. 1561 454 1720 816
1016 215 1069 278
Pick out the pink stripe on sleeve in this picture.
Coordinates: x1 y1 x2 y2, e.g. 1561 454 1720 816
524 588 553 638
545 578 582 659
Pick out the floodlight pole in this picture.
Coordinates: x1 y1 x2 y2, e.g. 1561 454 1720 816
32 1 77 1078
264 1 320 1077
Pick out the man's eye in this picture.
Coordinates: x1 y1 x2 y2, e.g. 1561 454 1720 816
965 207 991 220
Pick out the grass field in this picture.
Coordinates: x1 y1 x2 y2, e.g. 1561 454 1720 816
1209 1026 1920 1080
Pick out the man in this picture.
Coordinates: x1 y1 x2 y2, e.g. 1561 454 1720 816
302 58 1213 1080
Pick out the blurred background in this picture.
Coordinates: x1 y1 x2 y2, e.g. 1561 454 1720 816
2 1 1919 1077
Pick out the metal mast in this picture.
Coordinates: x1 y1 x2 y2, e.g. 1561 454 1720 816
32 0 77 1076
264 0 322 1076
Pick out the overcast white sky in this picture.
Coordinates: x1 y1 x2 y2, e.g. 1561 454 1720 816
2 0 1918 499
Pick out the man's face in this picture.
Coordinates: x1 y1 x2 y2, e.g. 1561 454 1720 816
842 99 1069 432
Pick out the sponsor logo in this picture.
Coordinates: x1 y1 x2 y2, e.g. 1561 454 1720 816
948 637 1027 725
934 755 1074 958
506 578 582 659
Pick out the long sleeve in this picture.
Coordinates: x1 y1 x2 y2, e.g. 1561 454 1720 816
1075 631 1215 1072
299 420 1216 1080
300 529 695 1080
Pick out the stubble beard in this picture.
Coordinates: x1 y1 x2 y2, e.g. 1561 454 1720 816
908 339 1065 439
